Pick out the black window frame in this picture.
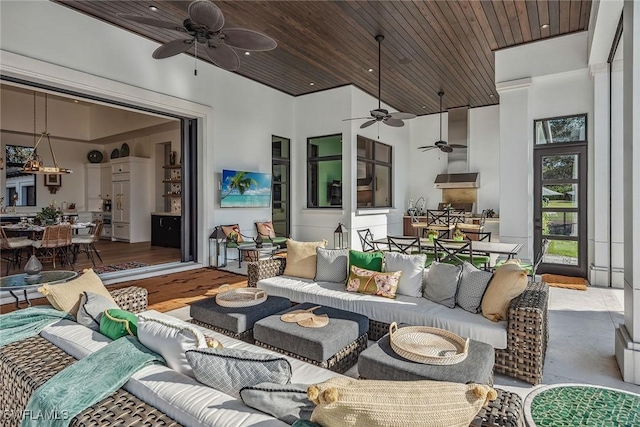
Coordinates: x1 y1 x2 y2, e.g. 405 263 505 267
272 135 291 237
356 135 393 208
307 133 343 209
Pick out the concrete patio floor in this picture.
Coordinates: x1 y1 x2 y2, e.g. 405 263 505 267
167 284 640 401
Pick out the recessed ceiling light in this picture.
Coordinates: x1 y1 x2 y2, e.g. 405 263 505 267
541 23 549 29
244 52 250 56
422 105 426 109
149 6 158 12
74 100 79 103
489 94 494 98
368 68 374 72
309 82 315 86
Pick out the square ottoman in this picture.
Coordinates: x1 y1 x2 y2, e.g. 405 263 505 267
254 303 369 373
358 328 495 385
190 295 290 342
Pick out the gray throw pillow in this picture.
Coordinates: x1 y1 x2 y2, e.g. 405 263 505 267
314 247 349 283
240 382 313 425
457 262 493 313
384 252 426 297
185 348 292 398
423 262 462 309
76 291 119 330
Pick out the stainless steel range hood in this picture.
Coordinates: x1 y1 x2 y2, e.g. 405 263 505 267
434 172 479 189
433 106 479 188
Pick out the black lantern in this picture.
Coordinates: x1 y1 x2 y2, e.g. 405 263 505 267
209 227 227 268
334 223 348 249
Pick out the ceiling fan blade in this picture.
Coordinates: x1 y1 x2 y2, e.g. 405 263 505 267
420 147 439 152
221 28 277 51
440 145 454 153
188 0 225 32
118 14 185 32
383 118 405 127
388 112 416 120
205 43 240 71
360 120 377 129
343 117 373 121
152 39 195 59
448 144 468 149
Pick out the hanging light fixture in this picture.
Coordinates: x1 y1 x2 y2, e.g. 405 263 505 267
20 92 73 175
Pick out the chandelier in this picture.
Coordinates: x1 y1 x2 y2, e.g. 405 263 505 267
21 92 73 175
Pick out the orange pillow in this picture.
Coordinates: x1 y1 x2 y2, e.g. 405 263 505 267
221 224 244 243
256 221 276 239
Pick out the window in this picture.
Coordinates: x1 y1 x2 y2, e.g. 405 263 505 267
4 145 36 206
357 135 392 208
307 134 342 208
272 136 290 236
534 114 587 145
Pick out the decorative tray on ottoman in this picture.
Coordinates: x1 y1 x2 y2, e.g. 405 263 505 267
389 322 469 365
215 285 267 308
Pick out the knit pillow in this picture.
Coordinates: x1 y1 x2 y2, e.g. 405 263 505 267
283 239 328 279
315 247 349 283
346 265 401 299
308 377 496 427
481 261 528 322
38 269 116 317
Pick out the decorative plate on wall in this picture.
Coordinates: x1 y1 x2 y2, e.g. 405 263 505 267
120 143 130 157
87 150 103 163
110 149 120 159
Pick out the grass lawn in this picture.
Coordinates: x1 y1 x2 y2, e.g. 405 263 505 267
544 200 576 208
548 240 578 258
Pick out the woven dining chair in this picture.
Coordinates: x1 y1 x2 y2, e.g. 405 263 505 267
32 224 72 269
1 227 34 275
71 220 104 267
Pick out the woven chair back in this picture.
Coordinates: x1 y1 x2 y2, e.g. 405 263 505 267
90 220 104 243
0 227 11 250
39 225 72 248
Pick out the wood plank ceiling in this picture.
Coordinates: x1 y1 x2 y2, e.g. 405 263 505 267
53 1 591 115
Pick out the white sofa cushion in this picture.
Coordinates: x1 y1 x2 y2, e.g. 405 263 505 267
257 276 508 349
39 310 339 427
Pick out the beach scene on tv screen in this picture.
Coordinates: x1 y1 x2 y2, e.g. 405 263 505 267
221 169 272 208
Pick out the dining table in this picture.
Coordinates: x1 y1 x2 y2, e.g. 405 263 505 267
373 237 523 259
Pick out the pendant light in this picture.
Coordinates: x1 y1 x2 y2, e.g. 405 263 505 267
21 92 73 175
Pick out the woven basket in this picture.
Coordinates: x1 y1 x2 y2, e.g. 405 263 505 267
216 284 267 308
389 322 469 365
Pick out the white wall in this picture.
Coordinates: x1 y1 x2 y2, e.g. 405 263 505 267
469 105 500 213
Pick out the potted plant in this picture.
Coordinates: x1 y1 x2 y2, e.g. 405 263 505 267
427 229 439 242
453 229 466 241
35 206 62 225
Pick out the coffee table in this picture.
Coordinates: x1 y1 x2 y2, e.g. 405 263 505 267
253 303 369 373
236 243 279 268
0 271 78 308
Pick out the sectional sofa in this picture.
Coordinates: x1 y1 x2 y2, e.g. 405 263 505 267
1 285 525 427
248 257 549 385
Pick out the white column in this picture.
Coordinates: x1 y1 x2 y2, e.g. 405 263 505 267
496 78 533 261
615 0 640 385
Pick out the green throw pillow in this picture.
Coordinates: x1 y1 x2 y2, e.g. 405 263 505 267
99 308 138 340
349 250 384 272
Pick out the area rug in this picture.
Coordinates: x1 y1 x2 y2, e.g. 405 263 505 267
92 261 150 274
541 273 588 291
524 384 640 427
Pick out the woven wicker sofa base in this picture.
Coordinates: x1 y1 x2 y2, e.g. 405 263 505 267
255 333 368 374
0 336 181 427
190 318 254 343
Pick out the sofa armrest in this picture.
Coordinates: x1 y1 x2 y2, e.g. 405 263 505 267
109 286 148 314
247 258 287 288
494 281 549 385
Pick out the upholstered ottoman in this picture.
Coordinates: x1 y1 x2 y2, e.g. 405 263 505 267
253 303 369 373
359 330 495 385
190 295 290 342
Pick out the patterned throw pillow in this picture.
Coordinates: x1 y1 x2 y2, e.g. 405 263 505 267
457 262 493 313
256 221 277 239
186 348 292 399
221 224 244 243
346 265 401 299
315 247 349 283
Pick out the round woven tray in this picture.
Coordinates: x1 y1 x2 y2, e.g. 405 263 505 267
216 285 267 308
389 322 469 365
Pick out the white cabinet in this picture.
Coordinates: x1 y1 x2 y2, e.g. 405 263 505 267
100 165 112 199
84 164 102 211
110 157 151 243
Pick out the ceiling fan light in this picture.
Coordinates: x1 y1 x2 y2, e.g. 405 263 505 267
149 6 158 12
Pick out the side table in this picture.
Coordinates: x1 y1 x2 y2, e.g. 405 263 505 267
0 271 78 309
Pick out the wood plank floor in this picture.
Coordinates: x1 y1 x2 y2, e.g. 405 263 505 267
0 268 248 314
2 240 181 275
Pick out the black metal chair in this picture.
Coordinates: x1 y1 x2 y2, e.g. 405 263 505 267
462 230 492 242
387 236 421 254
357 229 378 252
434 238 473 266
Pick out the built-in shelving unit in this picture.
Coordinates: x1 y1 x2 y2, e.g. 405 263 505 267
162 164 182 211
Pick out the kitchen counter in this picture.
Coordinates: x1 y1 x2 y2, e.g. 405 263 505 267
151 212 181 217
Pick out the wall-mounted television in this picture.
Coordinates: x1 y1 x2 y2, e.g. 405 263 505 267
221 169 272 208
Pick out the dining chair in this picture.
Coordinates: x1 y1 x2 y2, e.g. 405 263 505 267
495 239 550 279
461 230 492 242
1 227 34 275
434 238 472 266
387 236 421 254
357 229 379 252
72 220 104 267
32 224 73 269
